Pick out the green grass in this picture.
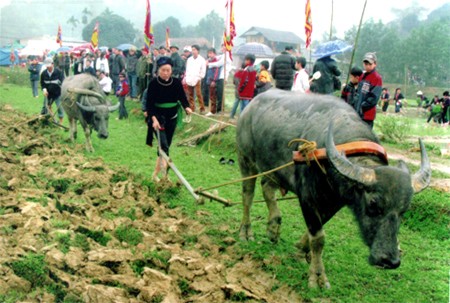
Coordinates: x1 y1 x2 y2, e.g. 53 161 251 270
114 224 143 246
1 79 449 303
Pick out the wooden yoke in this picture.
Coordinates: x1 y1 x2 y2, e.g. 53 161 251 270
293 141 388 164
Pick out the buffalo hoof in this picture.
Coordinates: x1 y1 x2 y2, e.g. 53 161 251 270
239 224 254 241
266 216 281 243
308 273 330 289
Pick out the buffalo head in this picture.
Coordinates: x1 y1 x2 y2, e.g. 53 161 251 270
326 123 431 269
77 99 119 139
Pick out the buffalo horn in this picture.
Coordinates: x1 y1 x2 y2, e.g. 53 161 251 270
108 102 120 112
411 138 431 193
325 122 377 186
68 87 105 101
76 102 96 113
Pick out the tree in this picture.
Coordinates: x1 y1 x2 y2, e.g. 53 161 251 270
82 9 138 48
67 16 80 37
196 11 225 48
81 7 93 25
153 17 183 46
401 20 450 86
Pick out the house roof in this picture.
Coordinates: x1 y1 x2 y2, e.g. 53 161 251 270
240 26 304 45
159 38 212 50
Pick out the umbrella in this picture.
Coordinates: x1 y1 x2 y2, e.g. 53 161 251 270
233 42 274 58
312 40 352 59
116 43 136 51
56 46 72 53
99 46 109 52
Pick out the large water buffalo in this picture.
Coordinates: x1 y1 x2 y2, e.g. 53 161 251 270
236 89 431 288
61 74 119 152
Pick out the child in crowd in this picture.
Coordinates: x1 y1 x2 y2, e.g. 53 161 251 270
237 53 257 112
255 60 272 95
380 87 390 114
116 72 129 119
99 71 113 95
340 66 363 107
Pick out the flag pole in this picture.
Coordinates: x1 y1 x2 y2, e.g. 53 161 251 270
222 0 233 114
329 0 334 40
345 0 368 86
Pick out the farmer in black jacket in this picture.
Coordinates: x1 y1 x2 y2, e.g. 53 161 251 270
40 57 65 124
271 46 296 90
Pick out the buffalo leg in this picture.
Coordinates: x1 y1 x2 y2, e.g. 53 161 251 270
83 126 94 152
239 177 256 241
68 117 77 141
296 232 311 262
238 156 258 241
261 176 281 243
307 229 330 288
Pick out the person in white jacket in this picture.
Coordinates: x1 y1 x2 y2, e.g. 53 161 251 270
292 56 310 93
206 44 233 114
183 44 206 113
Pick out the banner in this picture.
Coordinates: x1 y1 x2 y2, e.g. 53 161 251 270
165 27 171 49
90 22 99 51
56 24 62 47
223 0 236 58
305 0 313 49
144 0 154 50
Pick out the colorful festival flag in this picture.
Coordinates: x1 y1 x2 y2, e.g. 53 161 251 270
223 0 236 58
165 27 171 49
56 24 62 47
305 0 313 49
90 22 99 51
144 0 154 50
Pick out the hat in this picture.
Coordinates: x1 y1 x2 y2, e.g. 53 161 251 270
44 58 53 66
183 46 192 52
363 52 377 64
170 45 179 50
416 90 423 95
157 56 173 68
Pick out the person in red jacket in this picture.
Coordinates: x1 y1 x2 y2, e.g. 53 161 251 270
354 52 383 129
238 53 257 112
116 72 130 119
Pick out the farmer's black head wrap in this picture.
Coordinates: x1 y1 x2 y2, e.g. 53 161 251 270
157 56 173 68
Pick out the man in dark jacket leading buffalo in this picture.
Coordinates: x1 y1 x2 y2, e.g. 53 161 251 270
40 57 65 123
271 46 296 90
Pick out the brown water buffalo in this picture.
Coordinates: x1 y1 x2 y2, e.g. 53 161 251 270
236 89 431 288
61 74 119 152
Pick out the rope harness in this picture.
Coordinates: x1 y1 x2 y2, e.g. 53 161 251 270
196 139 323 194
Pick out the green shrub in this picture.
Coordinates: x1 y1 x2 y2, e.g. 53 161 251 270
376 115 411 142
10 253 48 287
48 178 73 194
51 219 71 229
55 232 71 254
0 67 29 85
75 226 111 246
114 224 143 246
72 233 90 252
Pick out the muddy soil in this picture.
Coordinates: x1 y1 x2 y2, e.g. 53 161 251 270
0 105 301 303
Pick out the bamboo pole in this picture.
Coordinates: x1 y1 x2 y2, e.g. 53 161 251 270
155 129 200 201
329 0 334 40
345 0 368 86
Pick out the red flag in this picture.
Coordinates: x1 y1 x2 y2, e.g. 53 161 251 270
90 22 99 51
165 27 171 49
305 0 313 49
144 0 154 50
56 24 62 47
223 0 236 59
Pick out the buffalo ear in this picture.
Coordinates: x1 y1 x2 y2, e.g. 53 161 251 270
397 160 410 174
